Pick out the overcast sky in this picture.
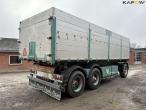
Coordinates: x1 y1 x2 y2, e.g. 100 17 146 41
0 0 146 47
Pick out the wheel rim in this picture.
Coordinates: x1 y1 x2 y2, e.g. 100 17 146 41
124 65 128 76
92 72 99 86
72 75 83 93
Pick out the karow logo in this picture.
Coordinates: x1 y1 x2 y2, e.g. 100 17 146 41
123 0 145 4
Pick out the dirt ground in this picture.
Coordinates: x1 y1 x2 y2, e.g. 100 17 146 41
0 65 146 110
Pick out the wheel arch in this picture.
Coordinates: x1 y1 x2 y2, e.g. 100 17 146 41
63 65 87 83
118 62 129 70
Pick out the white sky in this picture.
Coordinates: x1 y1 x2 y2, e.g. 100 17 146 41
0 0 146 47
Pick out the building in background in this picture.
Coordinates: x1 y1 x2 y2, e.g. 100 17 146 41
128 48 146 64
0 38 33 72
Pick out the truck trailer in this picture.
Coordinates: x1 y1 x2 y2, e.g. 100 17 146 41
19 7 130 100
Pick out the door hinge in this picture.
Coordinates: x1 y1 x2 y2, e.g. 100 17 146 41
47 36 52 40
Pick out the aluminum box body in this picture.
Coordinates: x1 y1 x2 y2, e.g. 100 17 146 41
19 7 130 64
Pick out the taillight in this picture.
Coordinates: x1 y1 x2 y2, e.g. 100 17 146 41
52 74 63 81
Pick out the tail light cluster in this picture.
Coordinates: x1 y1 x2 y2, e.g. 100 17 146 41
52 74 63 82
36 75 50 82
30 69 63 83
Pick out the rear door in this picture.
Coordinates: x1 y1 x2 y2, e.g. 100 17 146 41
19 10 53 62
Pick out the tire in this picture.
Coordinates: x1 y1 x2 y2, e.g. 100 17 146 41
87 68 101 90
67 70 85 97
119 63 128 78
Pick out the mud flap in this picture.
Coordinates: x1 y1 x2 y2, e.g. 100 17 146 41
28 76 62 100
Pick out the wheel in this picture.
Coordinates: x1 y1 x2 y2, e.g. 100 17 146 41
119 63 128 78
67 70 85 97
87 68 101 90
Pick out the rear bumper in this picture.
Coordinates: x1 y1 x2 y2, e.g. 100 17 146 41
28 75 62 100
